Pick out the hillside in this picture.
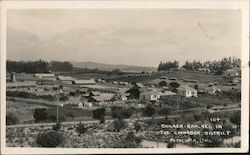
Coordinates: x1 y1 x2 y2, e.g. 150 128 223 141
70 61 157 73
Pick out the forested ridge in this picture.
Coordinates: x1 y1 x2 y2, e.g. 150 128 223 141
7 60 73 73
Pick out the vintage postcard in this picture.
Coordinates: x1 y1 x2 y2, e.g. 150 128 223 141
0 0 249 154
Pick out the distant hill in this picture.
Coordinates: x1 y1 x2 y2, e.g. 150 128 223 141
70 61 157 73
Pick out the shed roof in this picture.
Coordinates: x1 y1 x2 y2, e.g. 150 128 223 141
92 94 114 102
72 79 96 85
57 76 74 81
34 73 55 77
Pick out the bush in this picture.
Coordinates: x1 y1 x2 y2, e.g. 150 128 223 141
113 119 125 132
159 81 167 87
143 105 155 117
123 107 134 119
76 123 88 135
111 106 134 120
92 108 106 124
167 142 175 148
111 106 124 119
123 132 142 148
59 94 68 101
52 122 62 131
36 130 63 147
6 113 19 125
169 82 180 92
34 108 48 123
134 121 141 132
229 111 241 127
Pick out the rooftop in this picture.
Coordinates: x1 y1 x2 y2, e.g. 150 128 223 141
57 76 74 81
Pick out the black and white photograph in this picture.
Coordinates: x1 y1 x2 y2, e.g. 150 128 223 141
0 0 249 154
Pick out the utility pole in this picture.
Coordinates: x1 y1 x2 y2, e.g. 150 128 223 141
56 107 59 123
56 95 59 123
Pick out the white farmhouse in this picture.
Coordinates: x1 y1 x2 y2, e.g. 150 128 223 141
177 85 198 98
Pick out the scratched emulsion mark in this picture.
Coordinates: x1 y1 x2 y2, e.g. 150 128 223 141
197 22 214 40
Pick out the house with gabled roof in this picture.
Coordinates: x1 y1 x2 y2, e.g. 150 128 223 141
177 85 198 98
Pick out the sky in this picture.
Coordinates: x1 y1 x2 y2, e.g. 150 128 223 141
7 9 241 67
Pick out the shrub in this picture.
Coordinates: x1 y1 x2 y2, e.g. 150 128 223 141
59 94 68 101
76 123 88 135
123 107 134 119
229 111 241 127
143 105 155 117
34 108 48 123
111 106 134 120
167 142 175 148
169 82 180 92
134 121 141 132
135 136 142 144
159 81 167 87
52 122 62 131
6 113 19 125
36 130 63 147
123 132 142 148
113 119 125 132
92 108 106 124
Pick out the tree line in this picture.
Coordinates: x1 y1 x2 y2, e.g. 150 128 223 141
158 61 179 71
157 57 241 73
182 57 241 72
7 60 73 73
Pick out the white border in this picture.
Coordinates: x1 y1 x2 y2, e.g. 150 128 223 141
0 0 249 154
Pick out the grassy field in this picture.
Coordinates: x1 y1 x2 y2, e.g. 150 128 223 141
7 101 48 123
6 98 115 124
68 70 234 85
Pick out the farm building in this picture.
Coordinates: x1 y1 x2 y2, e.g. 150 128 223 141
159 91 177 99
224 68 241 77
34 73 56 81
134 72 151 77
168 77 177 81
205 86 221 95
6 72 16 82
112 93 129 101
136 83 144 88
121 94 129 101
97 79 106 83
72 79 96 85
159 76 168 80
57 76 74 83
78 102 93 108
88 93 114 105
140 90 176 102
232 77 241 83
177 85 198 98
